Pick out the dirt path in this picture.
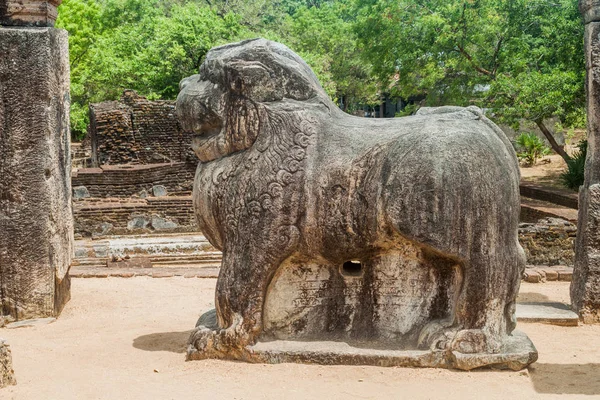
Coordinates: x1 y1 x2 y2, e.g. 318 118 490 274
1 278 598 400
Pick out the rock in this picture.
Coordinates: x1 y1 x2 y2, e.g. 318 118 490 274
127 216 150 230
152 185 168 197
72 186 90 199
151 215 179 230
524 270 542 283
557 268 573 282
0 27 73 320
0 339 16 388
177 39 536 369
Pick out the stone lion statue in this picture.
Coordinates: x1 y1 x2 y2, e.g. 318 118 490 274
177 38 534 369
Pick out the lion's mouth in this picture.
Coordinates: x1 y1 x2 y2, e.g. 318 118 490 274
189 124 227 163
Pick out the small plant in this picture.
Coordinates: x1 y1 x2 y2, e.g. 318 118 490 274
561 140 587 191
515 133 551 167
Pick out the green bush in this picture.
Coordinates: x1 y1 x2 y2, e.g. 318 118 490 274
515 133 551 167
561 140 587 191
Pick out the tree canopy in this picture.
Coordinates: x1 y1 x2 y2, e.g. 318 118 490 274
58 0 585 152
353 0 585 161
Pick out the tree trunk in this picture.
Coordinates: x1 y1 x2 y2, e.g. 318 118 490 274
535 119 571 163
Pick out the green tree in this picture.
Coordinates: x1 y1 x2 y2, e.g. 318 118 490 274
354 0 585 162
57 0 247 139
279 1 378 107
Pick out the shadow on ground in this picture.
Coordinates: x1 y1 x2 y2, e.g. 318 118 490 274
530 363 600 395
133 330 192 353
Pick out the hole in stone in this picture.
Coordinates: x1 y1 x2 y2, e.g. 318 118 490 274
341 260 362 277
44 169 51 179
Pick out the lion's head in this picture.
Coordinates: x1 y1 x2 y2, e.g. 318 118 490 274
176 38 329 162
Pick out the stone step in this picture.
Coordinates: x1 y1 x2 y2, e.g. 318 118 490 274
523 266 573 283
69 265 219 279
516 302 579 326
520 196 578 223
520 182 578 209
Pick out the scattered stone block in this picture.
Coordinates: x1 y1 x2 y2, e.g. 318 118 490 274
152 185 168 197
127 216 150 230
73 186 90 199
0 27 73 320
544 269 559 281
524 270 542 283
151 215 179 230
0 339 16 388
557 268 573 282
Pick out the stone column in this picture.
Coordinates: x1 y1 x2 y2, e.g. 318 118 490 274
0 0 73 321
572 0 600 323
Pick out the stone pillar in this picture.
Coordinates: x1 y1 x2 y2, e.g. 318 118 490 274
0 1 73 321
572 0 600 323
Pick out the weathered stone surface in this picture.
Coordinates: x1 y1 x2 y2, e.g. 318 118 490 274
178 39 535 369
151 215 178 230
152 185 168 197
572 3 600 323
0 0 61 27
0 27 73 320
0 339 16 388
73 185 90 199
581 0 600 23
516 303 579 326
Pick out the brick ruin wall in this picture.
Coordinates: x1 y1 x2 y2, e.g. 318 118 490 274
518 218 576 266
89 90 195 166
73 197 196 238
72 162 196 198
69 90 202 237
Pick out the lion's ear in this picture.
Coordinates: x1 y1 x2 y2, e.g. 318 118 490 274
225 61 284 102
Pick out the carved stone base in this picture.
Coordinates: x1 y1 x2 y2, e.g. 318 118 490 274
187 310 537 371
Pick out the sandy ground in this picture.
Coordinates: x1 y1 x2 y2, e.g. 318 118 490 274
0 278 599 400
520 154 568 188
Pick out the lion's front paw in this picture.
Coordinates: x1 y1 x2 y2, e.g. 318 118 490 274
417 319 457 351
188 314 252 360
450 329 501 354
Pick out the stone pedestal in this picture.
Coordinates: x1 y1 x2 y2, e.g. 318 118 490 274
0 339 16 388
0 27 73 320
572 1 600 323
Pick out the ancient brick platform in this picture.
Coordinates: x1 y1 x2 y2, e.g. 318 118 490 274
73 196 197 237
89 90 194 166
